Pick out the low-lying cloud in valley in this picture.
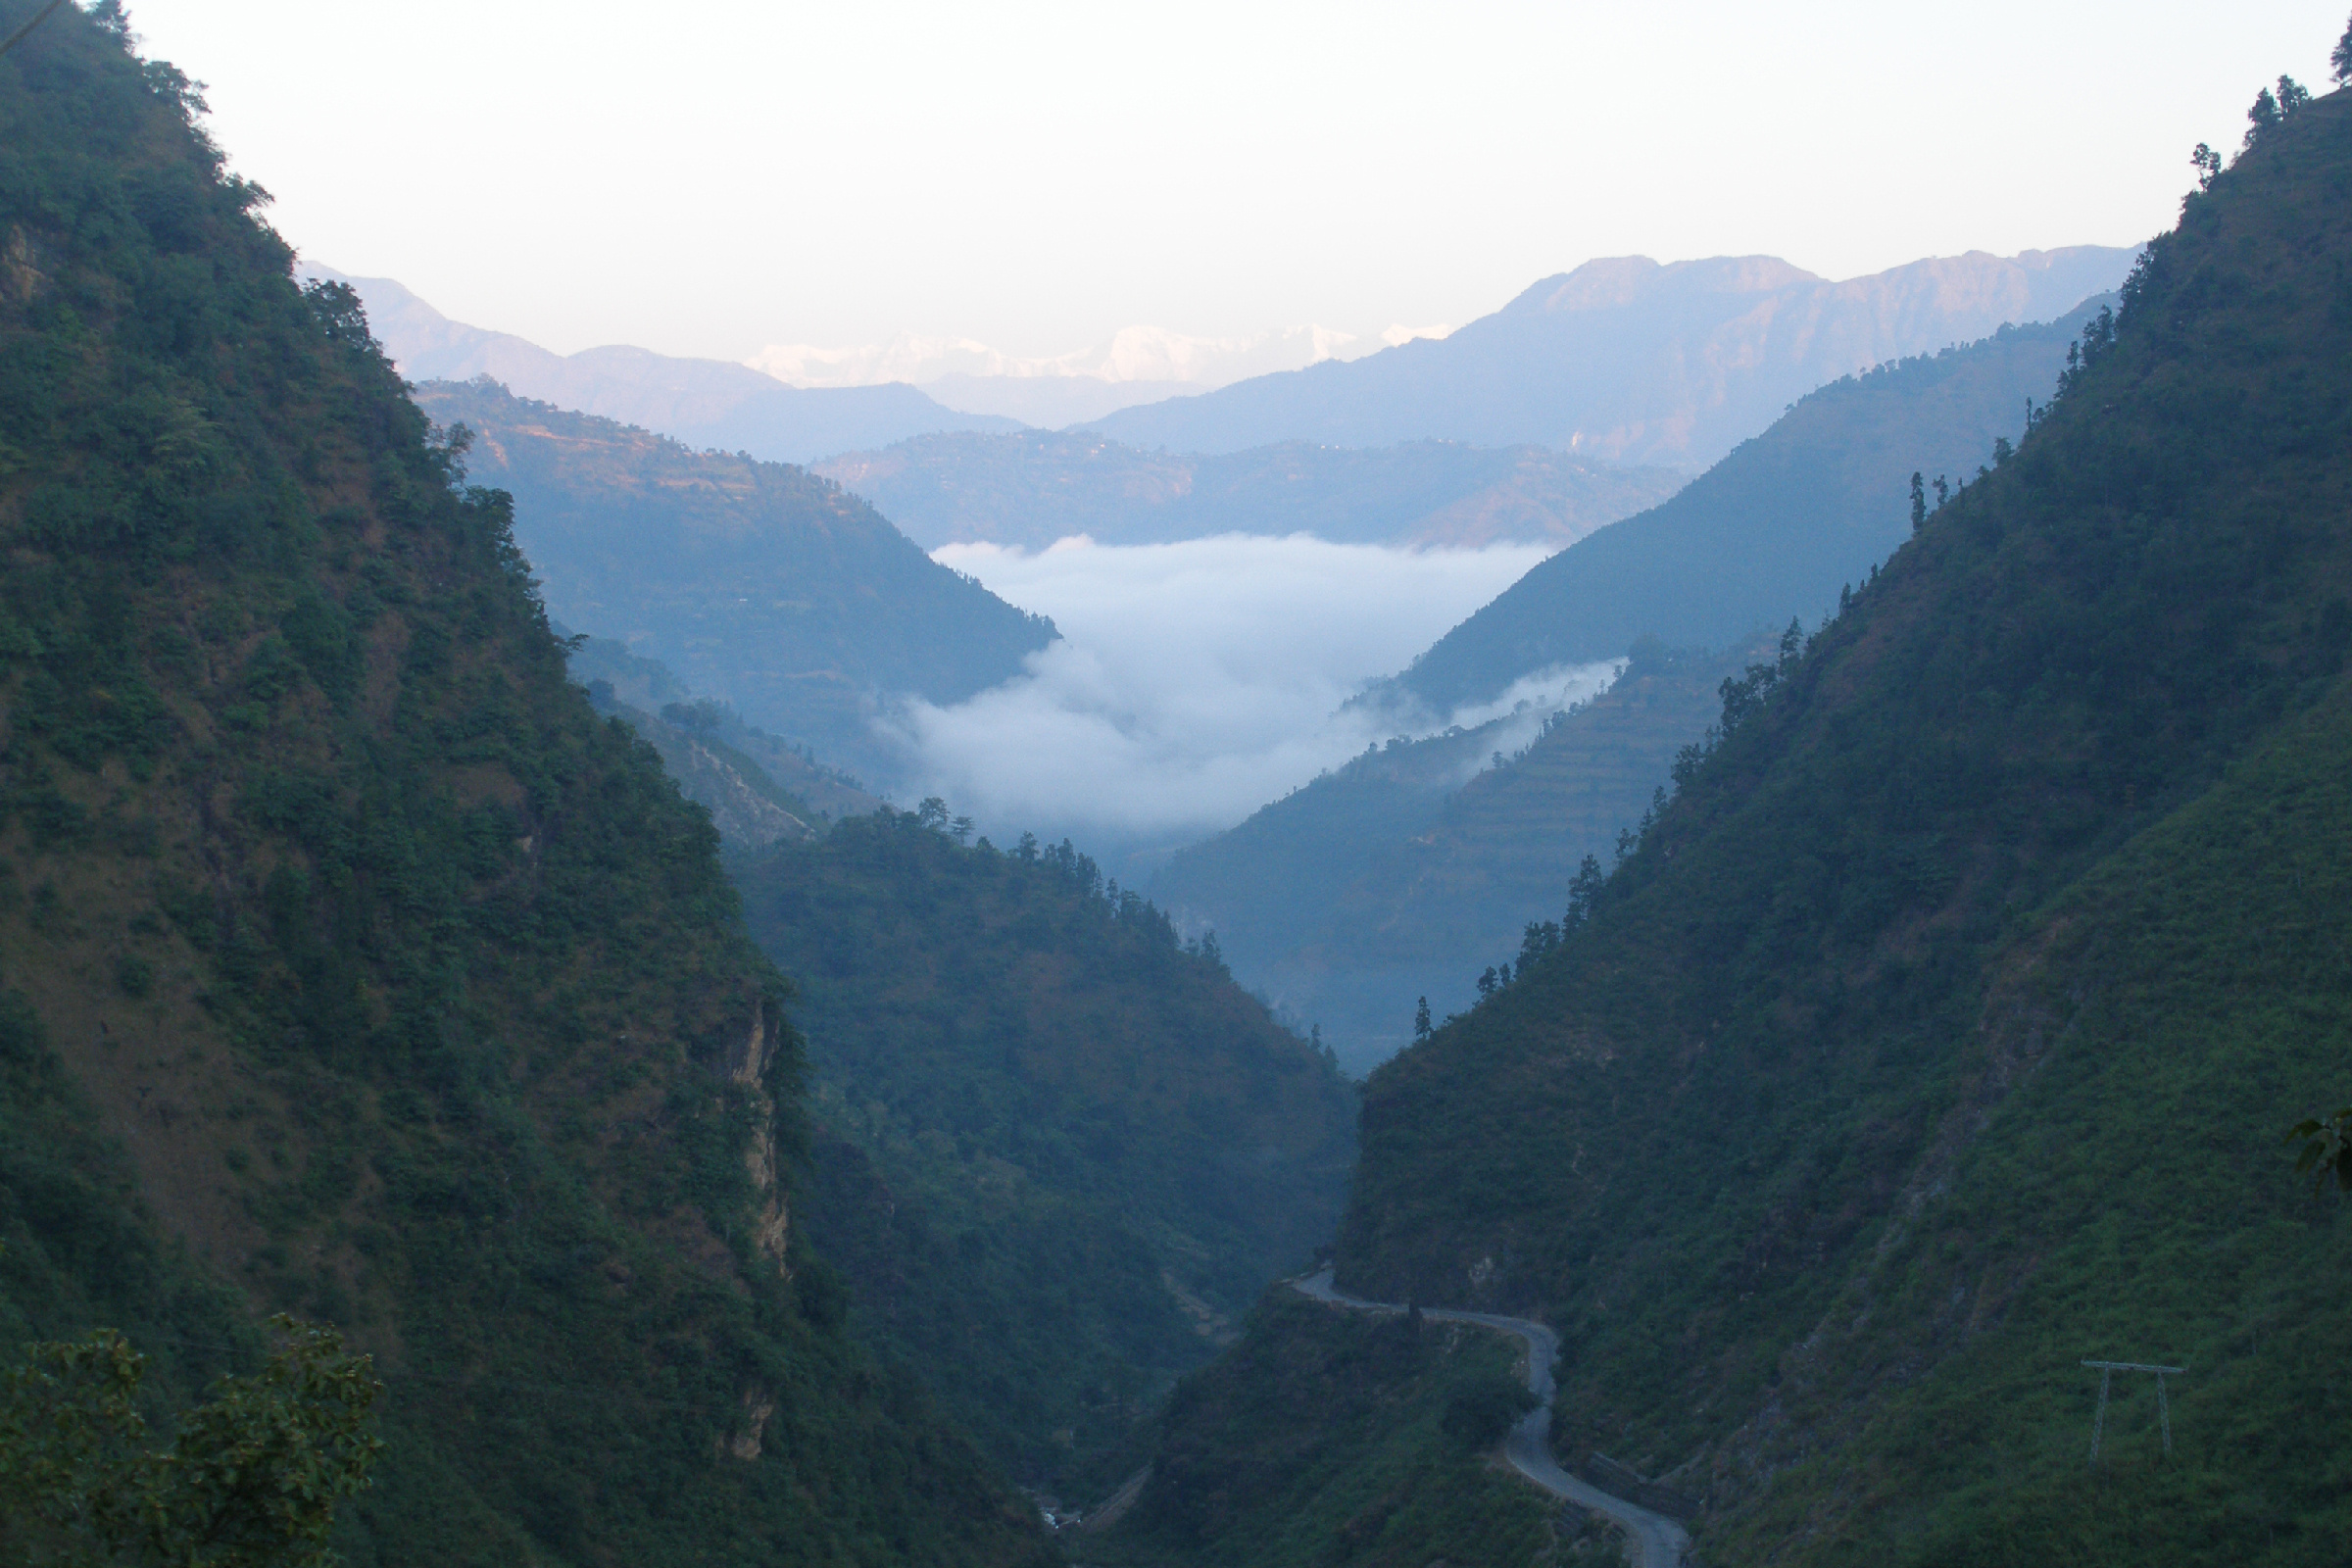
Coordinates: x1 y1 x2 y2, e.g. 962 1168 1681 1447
886 534 1606 863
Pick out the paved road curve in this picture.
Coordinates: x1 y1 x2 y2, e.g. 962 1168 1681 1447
1292 1269 1690 1568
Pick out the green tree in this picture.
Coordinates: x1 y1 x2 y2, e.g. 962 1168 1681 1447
0 1327 145 1558
2335 12 2352 84
1564 854 1605 926
0 1317 382 1568
1440 1368 1539 1450
2192 141 2223 190
1909 471 1927 532
2244 84 2281 149
2286 1106 2352 1194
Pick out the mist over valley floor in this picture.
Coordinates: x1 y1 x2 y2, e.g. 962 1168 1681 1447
892 534 1582 871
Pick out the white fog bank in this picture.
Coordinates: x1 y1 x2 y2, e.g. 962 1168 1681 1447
882 534 1593 857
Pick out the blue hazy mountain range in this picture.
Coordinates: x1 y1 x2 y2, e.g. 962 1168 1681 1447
1154 299 2111 1069
1084 248 2135 467
305 266 1022 465
813 431 1689 550
318 250 2129 491
1373 297 2114 719
409 377 1054 783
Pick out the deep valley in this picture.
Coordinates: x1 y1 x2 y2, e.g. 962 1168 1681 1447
3 6 2347 1568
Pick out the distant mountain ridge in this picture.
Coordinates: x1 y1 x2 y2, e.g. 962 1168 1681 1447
1086 247 2134 466
1377 297 2112 717
752 322 1435 427
305 267 1023 464
1159 299 2110 1074
814 431 1687 550
412 377 1055 782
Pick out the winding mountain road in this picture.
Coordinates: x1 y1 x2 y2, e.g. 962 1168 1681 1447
1292 1269 1690 1568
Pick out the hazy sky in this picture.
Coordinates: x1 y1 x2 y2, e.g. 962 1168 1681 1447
122 1 2343 361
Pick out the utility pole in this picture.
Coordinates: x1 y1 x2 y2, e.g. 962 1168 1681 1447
2082 1360 2184 1463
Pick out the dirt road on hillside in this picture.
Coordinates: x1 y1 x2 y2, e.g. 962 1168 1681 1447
1292 1269 1690 1568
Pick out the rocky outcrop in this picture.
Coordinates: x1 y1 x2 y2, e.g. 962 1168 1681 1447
731 999 792 1273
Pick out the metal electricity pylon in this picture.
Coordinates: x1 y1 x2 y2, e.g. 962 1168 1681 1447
2082 1360 2184 1463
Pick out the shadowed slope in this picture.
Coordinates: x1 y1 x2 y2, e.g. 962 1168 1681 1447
1155 641 1747 1071
414 377 1056 781
1338 80 2352 1567
0 8 1047 1562
738 811 1357 1485
1385 299 2107 716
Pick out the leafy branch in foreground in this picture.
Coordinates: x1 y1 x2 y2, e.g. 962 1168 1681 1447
0 1316 382 1568
2285 1106 2352 1195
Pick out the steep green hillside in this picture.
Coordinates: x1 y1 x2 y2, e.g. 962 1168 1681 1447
1156 640 1748 1072
1386 300 2106 716
580 676 820 851
1086 1292 1556 1568
411 376 1056 781
1334 73 2352 1566
1169 305 2112 1076
733 809 1357 1485
1158 295 2128 1073
564 632 880 826
816 431 1684 550
0 8 1044 1562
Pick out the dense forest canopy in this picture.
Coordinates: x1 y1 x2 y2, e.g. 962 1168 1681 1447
0 5 1047 1562
737 807 1357 1488
1324 67 2352 1568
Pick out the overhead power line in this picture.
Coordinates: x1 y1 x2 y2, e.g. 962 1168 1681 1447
0 0 69 63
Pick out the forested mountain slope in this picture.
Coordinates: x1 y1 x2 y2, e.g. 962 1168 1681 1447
815 430 1684 550
1334 75 2352 1565
413 376 1055 782
1381 299 2106 718
564 632 880 825
1155 640 1749 1072
1086 248 2130 465
0 9 1044 1563
1088 1292 1555 1568
733 810 1357 1488
580 679 821 852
